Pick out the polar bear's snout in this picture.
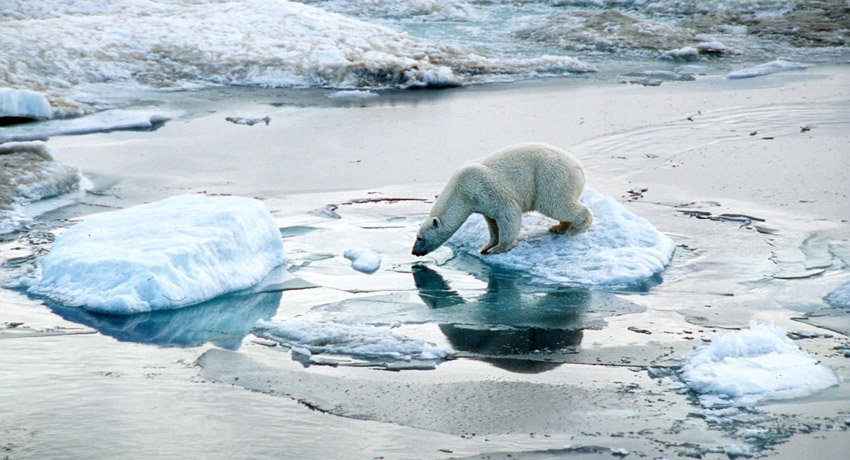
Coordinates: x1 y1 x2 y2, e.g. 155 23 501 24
412 236 430 256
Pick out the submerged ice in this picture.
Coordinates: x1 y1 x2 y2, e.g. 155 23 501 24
447 188 675 288
254 319 452 362
679 322 839 406
23 194 287 314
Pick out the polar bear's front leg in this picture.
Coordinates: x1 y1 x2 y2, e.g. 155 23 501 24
484 210 521 255
480 216 500 255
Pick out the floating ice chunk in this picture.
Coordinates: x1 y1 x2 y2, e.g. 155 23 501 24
826 279 850 308
663 46 699 60
25 195 287 314
726 60 809 79
0 88 53 120
0 109 174 143
447 188 675 288
344 248 381 274
679 322 839 406
254 320 452 361
695 41 729 55
328 90 379 99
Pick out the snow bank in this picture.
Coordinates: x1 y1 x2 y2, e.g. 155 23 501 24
726 60 809 79
0 109 174 143
826 279 850 308
0 88 53 120
254 320 452 361
1 0 592 108
344 248 381 274
25 195 287 314
680 322 839 406
447 188 675 288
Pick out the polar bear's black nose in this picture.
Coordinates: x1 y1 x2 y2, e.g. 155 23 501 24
412 238 428 256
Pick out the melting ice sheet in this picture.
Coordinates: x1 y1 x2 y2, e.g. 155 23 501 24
254 319 452 364
19 194 287 314
679 322 839 407
0 109 174 143
447 188 675 288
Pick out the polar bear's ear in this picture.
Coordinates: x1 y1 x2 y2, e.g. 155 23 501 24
431 217 441 229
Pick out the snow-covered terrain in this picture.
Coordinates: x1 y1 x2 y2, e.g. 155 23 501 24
22 194 287 314
679 322 839 406
447 188 675 288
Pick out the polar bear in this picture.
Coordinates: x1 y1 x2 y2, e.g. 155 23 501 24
412 142 592 256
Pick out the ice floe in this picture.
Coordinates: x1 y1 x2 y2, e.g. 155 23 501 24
344 248 382 274
0 88 53 121
0 109 174 143
826 279 850 308
22 194 287 314
0 141 86 234
447 188 675 288
726 60 809 79
254 319 452 362
679 322 839 407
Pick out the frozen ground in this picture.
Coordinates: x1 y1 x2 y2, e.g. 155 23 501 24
1 66 849 459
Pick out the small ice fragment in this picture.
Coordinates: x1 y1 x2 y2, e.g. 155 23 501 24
344 248 381 274
328 90 378 99
726 60 809 79
663 46 699 60
225 116 270 126
0 88 53 120
679 322 839 405
725 443 752 458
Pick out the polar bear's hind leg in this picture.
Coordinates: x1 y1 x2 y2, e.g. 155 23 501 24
548 221 574 234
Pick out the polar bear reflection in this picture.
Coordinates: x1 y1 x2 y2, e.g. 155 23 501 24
412 264 589 373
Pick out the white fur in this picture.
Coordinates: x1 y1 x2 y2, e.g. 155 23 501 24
412 143 592 256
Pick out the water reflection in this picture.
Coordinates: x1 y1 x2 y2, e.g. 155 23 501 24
50 289 282 349
413 265 590 373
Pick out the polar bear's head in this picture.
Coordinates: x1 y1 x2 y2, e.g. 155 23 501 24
412 216 451 256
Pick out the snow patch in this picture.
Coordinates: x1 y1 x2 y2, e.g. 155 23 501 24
726 60 809 79
344 248 381 274
254 319 452 362
826 279 850 308
679 322 839 406
0 88 53 120
23 195 287 314
447 188 675 288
